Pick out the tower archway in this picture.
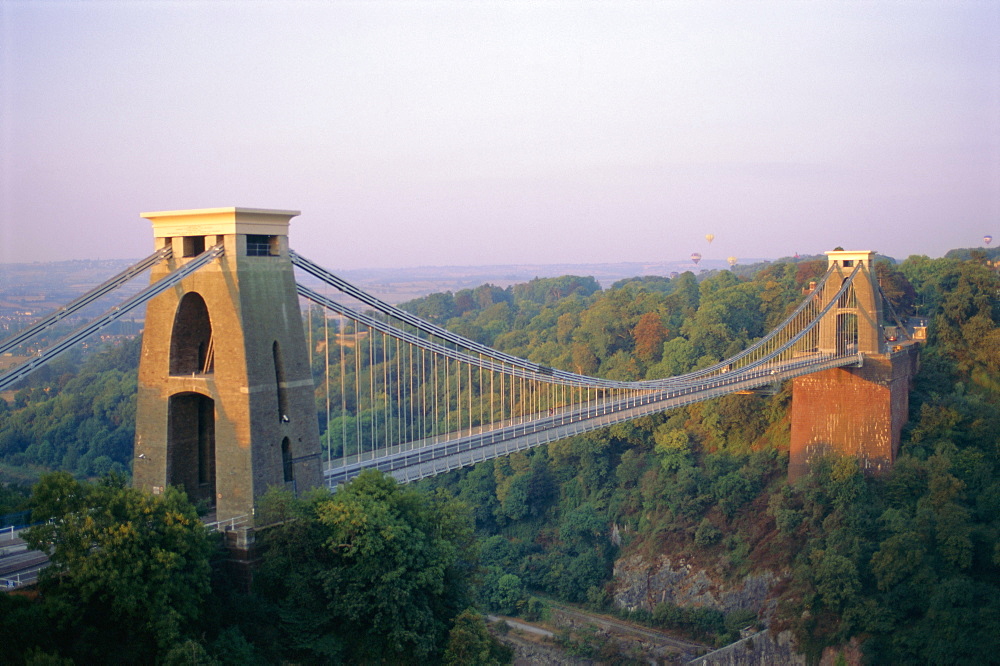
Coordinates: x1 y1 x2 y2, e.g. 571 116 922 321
836 312 859 355
134 207 322 523
167 392 216 506
170 292 213 375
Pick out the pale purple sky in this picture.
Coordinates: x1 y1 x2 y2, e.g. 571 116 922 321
2 1 998 269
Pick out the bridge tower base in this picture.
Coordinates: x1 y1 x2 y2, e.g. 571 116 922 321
220 528 260 594
789 347 919 482
133 207 321 524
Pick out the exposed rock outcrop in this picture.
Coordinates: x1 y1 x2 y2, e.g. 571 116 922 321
688 630 805 665
613 553 778 617
610 553 868 664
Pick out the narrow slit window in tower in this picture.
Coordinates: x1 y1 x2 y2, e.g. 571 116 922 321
273 341 288 422
282 437 294 483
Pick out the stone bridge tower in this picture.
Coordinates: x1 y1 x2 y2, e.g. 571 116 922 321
789 250 919 481
816 251 884 355
133 207 321 523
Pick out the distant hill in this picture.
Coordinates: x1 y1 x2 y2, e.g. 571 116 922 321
943 246 1000 262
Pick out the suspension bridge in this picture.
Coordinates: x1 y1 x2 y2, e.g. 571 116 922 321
0 208 920 528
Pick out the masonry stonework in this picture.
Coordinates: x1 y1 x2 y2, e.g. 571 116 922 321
133 208 321 523
789 346 918 481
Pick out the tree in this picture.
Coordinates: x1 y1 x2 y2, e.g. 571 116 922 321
488 574 525 616
570 343 599 375
654 337 698 377
671 272 700 311
23 473 214 662
653 425 692 472
442 608 513 666
512 275 600 305
875 260 916 317
255 471 478 664
694 518 722 546
633 312 667 363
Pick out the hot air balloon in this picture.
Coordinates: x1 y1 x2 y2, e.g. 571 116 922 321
727 256 738 269
705 233 715 244
669 272 679 279
690 252 702 265
985 235 994 246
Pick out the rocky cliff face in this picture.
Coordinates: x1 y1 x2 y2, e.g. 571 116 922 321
612 553 779 617
610 554 865 664
689 630 806 666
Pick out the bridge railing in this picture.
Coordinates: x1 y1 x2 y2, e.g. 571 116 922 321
324 347 864 486
1 570 42 591
203 514 252 532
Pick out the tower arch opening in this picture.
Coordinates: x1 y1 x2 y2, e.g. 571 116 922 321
167 392 216 506
837 312 859 355
170 292 214 375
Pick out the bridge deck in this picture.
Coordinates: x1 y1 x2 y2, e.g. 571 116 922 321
325 351 862 485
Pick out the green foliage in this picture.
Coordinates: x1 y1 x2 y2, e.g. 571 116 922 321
650 601 729 641
694 517 722 546
161 639 216 666
0 593 57 660
21 472 214 662
513 275 601 305
653 425 691 472
523 596 545 621
0 481 31 521
0 338 140 478
254 470 478 664
875 259 917 317
442 608 513 666
484 573 525 616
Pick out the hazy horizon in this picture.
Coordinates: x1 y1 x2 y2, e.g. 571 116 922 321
3 2 998 270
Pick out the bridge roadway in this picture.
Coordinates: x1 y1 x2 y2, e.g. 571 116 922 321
325 350 863 486
0 528 47 590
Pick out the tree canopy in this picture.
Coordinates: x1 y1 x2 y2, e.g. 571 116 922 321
15 473 214 662
252 471 480 664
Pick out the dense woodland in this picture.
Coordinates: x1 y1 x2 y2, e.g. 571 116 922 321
0 248 998 664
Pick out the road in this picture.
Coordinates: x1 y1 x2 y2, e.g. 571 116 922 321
543 598 711 656
486 614 556 639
